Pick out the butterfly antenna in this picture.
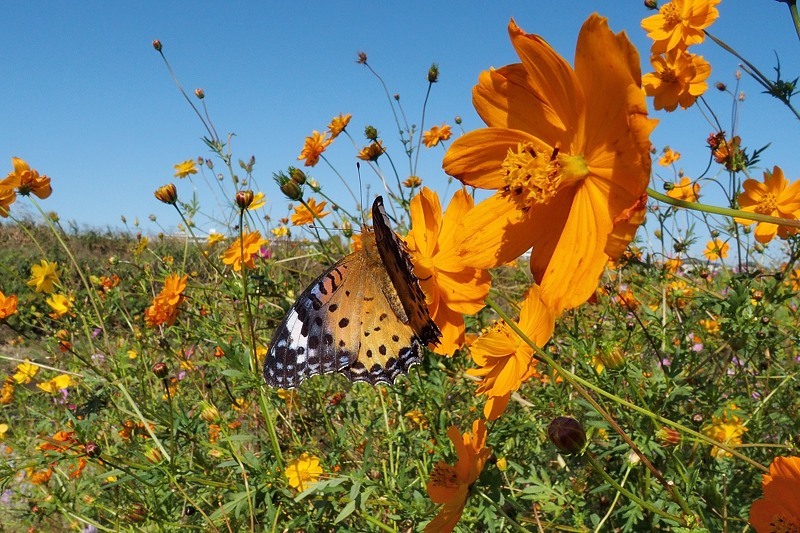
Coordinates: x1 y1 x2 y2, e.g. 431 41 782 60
356 162 366 224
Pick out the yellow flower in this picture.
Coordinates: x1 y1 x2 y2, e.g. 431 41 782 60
643 49 711 111
173 159 198 178
327 113 352 139
356 141 385 162
0 380 13 404
442 16 656 315
749 456 800 532
426 420 491 532
160 274 188 307
0 423 7 440
467 285 554 420
271 225 289 238
703 405 747 459
27 259 60 294
221 231 268 271
641 0 721 54
206 232 225 245
291 198 330 226
404 410 428 429
0 291 18 320
37 374 74 393
666 176 700 202
699 318 720 334
13 360 39 385
298 131 331 167
405 188 492 355
46 293 74 318
665 257 682 273
422 124 453 148
658 147 681 166
285 452 323 492
403 175 422 188
703 238 729 261
735 166 800 244
248 191 266 211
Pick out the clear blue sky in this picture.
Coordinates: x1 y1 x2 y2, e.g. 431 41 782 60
3 2 799 239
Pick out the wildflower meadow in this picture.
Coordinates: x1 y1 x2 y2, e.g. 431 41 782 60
3 1 800 531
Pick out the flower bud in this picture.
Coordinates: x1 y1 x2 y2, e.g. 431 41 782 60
454 116 462 125
274 171 303 201
364 125 379 141
547 417 586 454
144 446 163 464
600 347 626 371
151 362 169 379
152 40 162 51
356 51 367 64
427 63 439 83
288 166 307 185
154 184 178 205
126 503 148 523
715 82 726 91
644 0 658 9
393 93 400 101
195 88 205 99
199 402 220 423
751 289 764 302
235 190 254 210
656 427 681 447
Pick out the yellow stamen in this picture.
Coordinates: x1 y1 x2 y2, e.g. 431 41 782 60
660 4 680 28
756 193 778 215
501 142 588 208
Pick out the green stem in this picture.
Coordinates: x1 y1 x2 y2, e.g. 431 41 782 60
476 491 529 532
584 453 682 524
648 187 800 228
485 298 693 520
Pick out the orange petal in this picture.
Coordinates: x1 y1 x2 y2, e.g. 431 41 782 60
443 128 535 190
456 192 537 269
534 184 610 314
473 65 571 149
507 19 583 141
518 285 556 347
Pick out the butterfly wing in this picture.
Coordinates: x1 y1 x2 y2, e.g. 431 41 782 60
371 196 442 346
264 253 363 389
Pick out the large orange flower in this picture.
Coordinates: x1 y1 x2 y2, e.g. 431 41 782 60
643 49 711 111
443 16 656 315
405 187 491 355
749 456 800 532
426 419 491 532
4 157 52 199
735 166 800 244
641 0 721 54
467 285 554 420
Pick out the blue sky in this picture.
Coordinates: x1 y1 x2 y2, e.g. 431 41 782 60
3 2 799 240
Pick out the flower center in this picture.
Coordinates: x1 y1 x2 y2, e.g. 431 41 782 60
429 462 458 488
756 192 778 215
501 142 588 208
660 4 680 28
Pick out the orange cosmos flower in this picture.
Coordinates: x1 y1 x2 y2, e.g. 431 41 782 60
160 274 188 306
404 187 492 356
38 430 78 452
467 285 554 420
749 456 800 532
327 113 352 139
658 147 681 166
443 16 656 315
643 49 711 111
666 176 700 202
422 124 453 148
641 0 721 54
357 141 385 162
0 185 15 217
4 157 52 199
298 131 331 167
703 238 729 261
426 419 492 533
291 198 330 226
403 175 422 188
221 231 268 271
0 291 18 320
173 159 198 178
735 166 800 244
29 466 53 485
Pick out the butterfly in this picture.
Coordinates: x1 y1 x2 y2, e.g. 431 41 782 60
264 196 441 389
